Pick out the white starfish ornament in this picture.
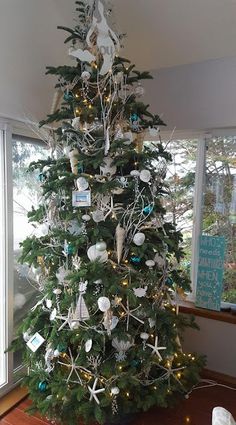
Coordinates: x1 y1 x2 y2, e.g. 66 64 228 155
146 336 166 361
88 378 105 404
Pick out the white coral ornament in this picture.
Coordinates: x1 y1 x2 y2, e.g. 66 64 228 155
112 336 134 361
87 245 108 263
68 148 79 175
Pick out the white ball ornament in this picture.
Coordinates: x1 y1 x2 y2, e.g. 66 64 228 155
95 241 107 252
70 321 80 330
76 177 89 191
98 297 111 312
145 260 155 268
133 232 145 246
140 170 151 183
111 387 120 396
81 71 91 82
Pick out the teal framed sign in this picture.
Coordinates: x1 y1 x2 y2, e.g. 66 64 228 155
195 235 226 311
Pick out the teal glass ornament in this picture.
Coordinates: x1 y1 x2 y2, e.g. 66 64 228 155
63 91 74 101
64 242 75 256
77 162 84 173
38 381 47 392
143 205 153 215
131 256 141 264
38 173 45 183
131 359 140 367
166 277 173 287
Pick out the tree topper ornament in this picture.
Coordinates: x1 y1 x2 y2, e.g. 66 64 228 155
69 0 120 75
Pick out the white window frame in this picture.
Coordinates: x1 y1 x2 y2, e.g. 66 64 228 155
0 120 14 397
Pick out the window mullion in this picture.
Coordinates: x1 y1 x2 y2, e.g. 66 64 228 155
190 137 207 300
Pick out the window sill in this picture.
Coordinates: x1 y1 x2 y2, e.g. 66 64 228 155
179 301 236 324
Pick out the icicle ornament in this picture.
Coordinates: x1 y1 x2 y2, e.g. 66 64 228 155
115 224 126 264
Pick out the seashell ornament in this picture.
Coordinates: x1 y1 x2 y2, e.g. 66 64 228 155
87 245 108 263
112 336 134 362
140 170 151 183
100 157 117 176
92 210 105 223
85 339 93 353
76 177 89 191
130 170 140 177
98 297 111 312
68 148 79 175
145 260 155 268
82 214 91 222
133 232 145 246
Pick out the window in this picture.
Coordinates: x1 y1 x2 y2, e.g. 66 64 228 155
202 136 236 304
0 123 47 397
13 136 47 369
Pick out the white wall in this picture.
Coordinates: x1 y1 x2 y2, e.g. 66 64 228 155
145 56 236 131
183 316 236 377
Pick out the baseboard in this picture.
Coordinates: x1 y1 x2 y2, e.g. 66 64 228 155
202 368 236 387
0 386 28 417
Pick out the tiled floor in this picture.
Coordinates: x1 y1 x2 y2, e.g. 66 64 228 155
1 385 236 425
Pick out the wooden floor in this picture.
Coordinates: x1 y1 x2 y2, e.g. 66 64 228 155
1 385 236 425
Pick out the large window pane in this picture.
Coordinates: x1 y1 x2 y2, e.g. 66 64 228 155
13 137 47 369
202 137 236 304
163 139 198 274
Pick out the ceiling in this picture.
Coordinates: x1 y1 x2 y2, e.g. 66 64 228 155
1 0 236 121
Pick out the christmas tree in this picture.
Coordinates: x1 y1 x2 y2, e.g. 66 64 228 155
15 1 205 424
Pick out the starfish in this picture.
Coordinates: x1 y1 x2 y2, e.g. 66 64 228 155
120 299 144 331
57 348 82 384
146 336 167 361
56 307 80 331
158 364 186 388
88 378 105 405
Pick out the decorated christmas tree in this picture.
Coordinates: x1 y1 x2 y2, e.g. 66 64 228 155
15 1 204 424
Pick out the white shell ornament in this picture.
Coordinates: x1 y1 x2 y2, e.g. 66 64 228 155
100 157 117 176
145 260 155 268
98 297 111 312
133 232 145 246
76 177 89 191
72 117 81 130
82 214 91 222
130 170 140 177
140 332 149 340
81 71 91 81
87 245 108 263
140 170 151 183
92 210 105 223
133 286 148 298
85 339 93 353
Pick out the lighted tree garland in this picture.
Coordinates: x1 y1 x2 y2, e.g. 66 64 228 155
14 1 205 424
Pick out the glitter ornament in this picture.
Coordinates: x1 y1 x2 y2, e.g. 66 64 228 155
111 386 120 395
82 214 91 222
140 169 151 183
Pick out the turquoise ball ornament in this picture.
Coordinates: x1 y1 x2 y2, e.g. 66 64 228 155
63 91 74 101
38 381 47 392
131 256 141 265
166 277 174 287
131 359 140 367
143 205 154 215
38 172 46 183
